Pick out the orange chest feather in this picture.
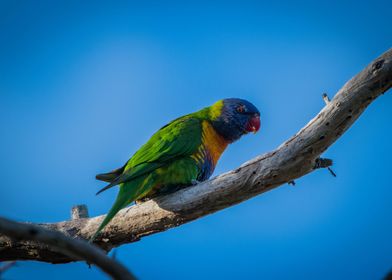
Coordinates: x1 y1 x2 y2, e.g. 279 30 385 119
199 121 228 165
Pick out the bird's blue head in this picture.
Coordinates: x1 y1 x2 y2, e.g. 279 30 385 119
210 98 261 143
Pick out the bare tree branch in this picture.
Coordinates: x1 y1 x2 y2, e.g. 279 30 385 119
0 217 136 280
384 270 392 280
0 48 391 264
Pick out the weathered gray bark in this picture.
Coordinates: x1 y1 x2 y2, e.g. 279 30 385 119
0 217 136 280
1 48 391 264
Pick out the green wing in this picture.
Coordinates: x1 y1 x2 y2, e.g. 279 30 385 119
91 115 203 242
96 116 202 194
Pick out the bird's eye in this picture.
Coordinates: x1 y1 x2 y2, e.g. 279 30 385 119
236 105 245 113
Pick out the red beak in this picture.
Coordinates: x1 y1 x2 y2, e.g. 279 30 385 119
245 115 261 133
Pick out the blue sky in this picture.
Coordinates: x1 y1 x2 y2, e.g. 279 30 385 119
0 1 391 279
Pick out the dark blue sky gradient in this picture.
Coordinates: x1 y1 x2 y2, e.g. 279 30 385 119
0 1 391 279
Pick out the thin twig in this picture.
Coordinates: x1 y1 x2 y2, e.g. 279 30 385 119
71 205 89 220
322 93 331 105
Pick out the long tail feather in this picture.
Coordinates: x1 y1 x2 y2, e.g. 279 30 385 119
96 166 126 182
90 175 154 242
89 194 129 243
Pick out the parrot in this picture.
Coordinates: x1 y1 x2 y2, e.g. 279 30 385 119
90 98 260 242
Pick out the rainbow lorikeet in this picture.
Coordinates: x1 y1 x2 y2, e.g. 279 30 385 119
90 98 260 241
